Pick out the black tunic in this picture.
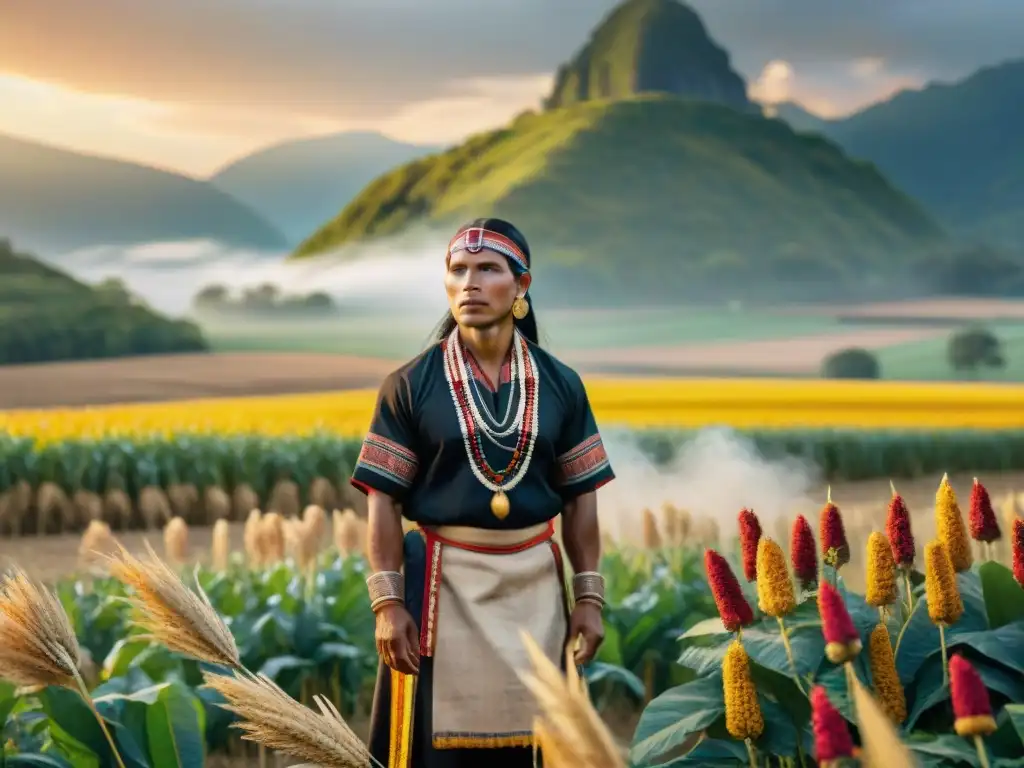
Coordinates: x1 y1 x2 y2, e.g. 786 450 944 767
350 334 615 768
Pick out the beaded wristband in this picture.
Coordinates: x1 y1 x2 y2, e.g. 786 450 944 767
367 571 404 613
573 571 606 607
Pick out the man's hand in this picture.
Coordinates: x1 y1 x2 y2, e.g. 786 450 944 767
375 604 420 675
567 601 604 665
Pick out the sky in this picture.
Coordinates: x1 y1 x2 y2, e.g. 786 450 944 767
2 0 1022 177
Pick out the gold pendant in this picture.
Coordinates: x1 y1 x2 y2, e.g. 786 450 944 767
490 490 510 520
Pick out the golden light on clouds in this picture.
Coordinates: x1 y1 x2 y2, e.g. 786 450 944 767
0 70 553 176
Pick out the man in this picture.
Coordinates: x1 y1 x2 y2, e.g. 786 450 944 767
351 217 615 768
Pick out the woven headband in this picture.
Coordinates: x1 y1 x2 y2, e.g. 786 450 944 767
447 227 529 273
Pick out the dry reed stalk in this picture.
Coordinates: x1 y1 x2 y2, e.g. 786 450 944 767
78 520 120 572
36 481 72 536
283 517 303 559
641 508 662 549
848 668 915 768
167 483 199 523
662 503 680 546
233 483 260 520
303 504 328 551
103 488 133 529
204 486 232 525
0 569 127 768
202 669 376 767
309 477 338 512
269 480 300 520
73 489 103 526
138 485 172 531
105 540 241 669
333 510 363 556
259 512 286 565
244 509 264 566
516 630 625 768
211 519 231 572
164 516 189 565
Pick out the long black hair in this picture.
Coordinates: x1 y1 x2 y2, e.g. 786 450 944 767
432 217 540 345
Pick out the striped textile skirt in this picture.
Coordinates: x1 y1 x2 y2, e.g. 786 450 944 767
367 520 570 768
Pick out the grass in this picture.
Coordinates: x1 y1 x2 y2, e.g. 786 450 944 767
875 322 1024 381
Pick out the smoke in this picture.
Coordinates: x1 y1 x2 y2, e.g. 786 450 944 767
597 426 822 545
50 230 455 317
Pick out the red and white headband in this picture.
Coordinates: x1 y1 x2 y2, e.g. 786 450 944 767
447 227 529 273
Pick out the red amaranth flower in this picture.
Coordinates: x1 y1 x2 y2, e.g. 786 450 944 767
1013 519 1024 587
818 582 861 663
820 492 850 568
811 686 854 763
886 482 916 567
950 655 997 737
790 514 818 590
705 549 754 632
738 508 762 582
968 478 1001 543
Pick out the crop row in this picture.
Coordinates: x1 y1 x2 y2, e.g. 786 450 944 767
3 428 1024 536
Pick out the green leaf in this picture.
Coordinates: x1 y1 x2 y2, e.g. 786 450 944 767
5 757 75 767
629 674 725 766
39 687 109 760
907 733 979 767
943 623 1024 677
907 653 1024 730
658 737 747 765
144 682 205 768
980 562 1024 628
583 662 645 700
0 680 18 724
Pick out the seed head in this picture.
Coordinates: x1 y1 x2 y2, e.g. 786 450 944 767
704 549 754 632
924 540 964 626
790 515 818 591
811 686 854 763
723 640 764 740
935 474 972 572
756 538 795 617
820 490 850 569
950 655 996 737
968 478 1001 543
868 624 906 725
738 508 762 582
865 532 898 608
818 582 861 663
886 482 915 568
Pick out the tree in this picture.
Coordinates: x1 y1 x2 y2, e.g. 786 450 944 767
193 284 230 310
947 326 1005 374
821 348 880 379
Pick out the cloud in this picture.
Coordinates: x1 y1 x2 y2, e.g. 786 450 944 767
748 60 795 105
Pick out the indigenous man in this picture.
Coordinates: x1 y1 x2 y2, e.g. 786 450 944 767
351 217 615 768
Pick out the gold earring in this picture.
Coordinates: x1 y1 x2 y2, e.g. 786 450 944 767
512 296 530 320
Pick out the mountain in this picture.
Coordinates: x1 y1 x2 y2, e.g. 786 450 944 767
0 133 287 255
210 132 440 246
545 0 752 113
821 59 1024 248
770 101 829 133
293 96 944 303
0 238 207 364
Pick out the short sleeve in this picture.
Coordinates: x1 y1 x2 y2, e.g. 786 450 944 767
553 375 615 500
350 372 419 500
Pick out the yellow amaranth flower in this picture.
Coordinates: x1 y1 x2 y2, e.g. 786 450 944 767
924 540 964 626
756 538 796 617
865 531 898 608
935 474 973 572
868 623 907 725
723 640 764 740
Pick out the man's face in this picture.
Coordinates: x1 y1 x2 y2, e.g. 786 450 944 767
445 248 527 329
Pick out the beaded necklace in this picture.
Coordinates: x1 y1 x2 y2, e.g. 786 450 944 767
443 326 539 519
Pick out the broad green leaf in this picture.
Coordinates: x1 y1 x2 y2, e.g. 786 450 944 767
629 674 725 766
5 756 75 767
583 662 645 700
145 682 205 768
907 654 1024 730
942 623 1024 677
979 562 1024 628
658 737 747 766
906 733 980 767
0 680 18 724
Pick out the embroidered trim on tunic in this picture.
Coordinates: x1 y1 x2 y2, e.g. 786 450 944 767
432 732 535 749
388 671 416 768
356 432 418 487
556 434 611 487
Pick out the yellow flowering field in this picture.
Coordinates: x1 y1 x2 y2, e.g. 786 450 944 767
3 377 1024 442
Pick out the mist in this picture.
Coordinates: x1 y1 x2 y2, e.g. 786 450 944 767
51 232 457 317
596 427 822 545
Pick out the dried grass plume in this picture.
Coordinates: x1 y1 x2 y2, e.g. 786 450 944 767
106 541 240 669
163 516 189 565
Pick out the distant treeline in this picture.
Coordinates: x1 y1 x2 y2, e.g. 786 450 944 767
192 283 338 317
0 239 208 365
